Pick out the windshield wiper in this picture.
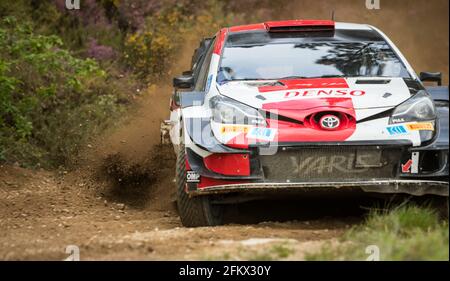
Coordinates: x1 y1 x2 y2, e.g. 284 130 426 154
221 75 346 83
219 78 268 84
277 75 345 79
314 75 346 78
275 75 309 80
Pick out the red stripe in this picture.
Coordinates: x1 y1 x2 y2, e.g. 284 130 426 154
213 28 228 55
259 78 349 93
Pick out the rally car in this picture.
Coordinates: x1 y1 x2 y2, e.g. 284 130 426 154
163 20 449 227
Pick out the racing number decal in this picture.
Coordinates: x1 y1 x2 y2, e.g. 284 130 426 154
247 127 277 142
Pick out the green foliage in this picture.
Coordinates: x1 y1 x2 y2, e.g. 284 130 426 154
0 17 128 167
306 205 449 261
124 0 242 80
362 204 440 235
0 0 123 56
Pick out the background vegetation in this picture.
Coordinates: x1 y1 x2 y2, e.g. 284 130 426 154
0 0 248 168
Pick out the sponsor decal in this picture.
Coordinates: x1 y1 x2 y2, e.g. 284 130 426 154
246 127 277 141
401 159 412 173
258 78 349 92
390 117 405 123
186 171 200 183
401 152 419 173
294 155 370 175
205 74 213 92
386 125 408 136
405 122 434 131
293 150 383 175
284 89 365 98
220 125 251 134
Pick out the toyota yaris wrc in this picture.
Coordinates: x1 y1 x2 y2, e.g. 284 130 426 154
164 20 449 227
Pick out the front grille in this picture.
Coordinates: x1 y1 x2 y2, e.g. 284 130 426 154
260 146 402 182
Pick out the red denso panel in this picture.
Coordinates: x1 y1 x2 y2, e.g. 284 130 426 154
262 97 357 142
204 153 250 176
262 97 355 122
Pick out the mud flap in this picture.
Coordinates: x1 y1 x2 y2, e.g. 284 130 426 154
160 120 171 144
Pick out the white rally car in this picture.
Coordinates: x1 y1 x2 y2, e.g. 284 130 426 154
164 20 449 226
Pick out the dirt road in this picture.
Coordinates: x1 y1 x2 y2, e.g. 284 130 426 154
0 143 366 260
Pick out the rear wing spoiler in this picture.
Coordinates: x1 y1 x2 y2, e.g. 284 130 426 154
264 20 335 32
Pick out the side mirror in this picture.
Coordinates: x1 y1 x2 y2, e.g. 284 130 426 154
420 72 442 86
173 75 194 89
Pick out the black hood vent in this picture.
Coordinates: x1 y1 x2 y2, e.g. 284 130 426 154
355 79 391 84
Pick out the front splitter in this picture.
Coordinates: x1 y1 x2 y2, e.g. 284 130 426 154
189 179 449 197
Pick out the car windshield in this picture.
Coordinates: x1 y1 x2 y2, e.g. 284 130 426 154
217 40 411 83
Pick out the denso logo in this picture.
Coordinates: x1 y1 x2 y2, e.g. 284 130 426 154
284 89 365 98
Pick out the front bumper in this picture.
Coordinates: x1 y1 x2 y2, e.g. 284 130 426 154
184 117 449 197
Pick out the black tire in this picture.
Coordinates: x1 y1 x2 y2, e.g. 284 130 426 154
431 196 449 220
176 145 223 227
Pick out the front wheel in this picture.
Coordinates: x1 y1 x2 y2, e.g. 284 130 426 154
176 145 223 227
431 196 449 219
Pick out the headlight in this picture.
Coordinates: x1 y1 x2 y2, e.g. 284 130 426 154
210 95 266 125
390 91 436 124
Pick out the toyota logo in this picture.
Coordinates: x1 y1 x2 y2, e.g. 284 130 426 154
319 115 340 130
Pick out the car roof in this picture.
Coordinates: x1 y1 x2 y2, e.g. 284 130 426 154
227 20 373 33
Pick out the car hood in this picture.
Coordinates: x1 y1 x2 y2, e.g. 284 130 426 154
216 77 413 121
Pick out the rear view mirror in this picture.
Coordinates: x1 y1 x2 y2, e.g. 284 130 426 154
173 75 194 89
420 72 442 86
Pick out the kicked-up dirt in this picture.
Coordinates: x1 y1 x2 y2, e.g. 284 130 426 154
0 144 367 260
